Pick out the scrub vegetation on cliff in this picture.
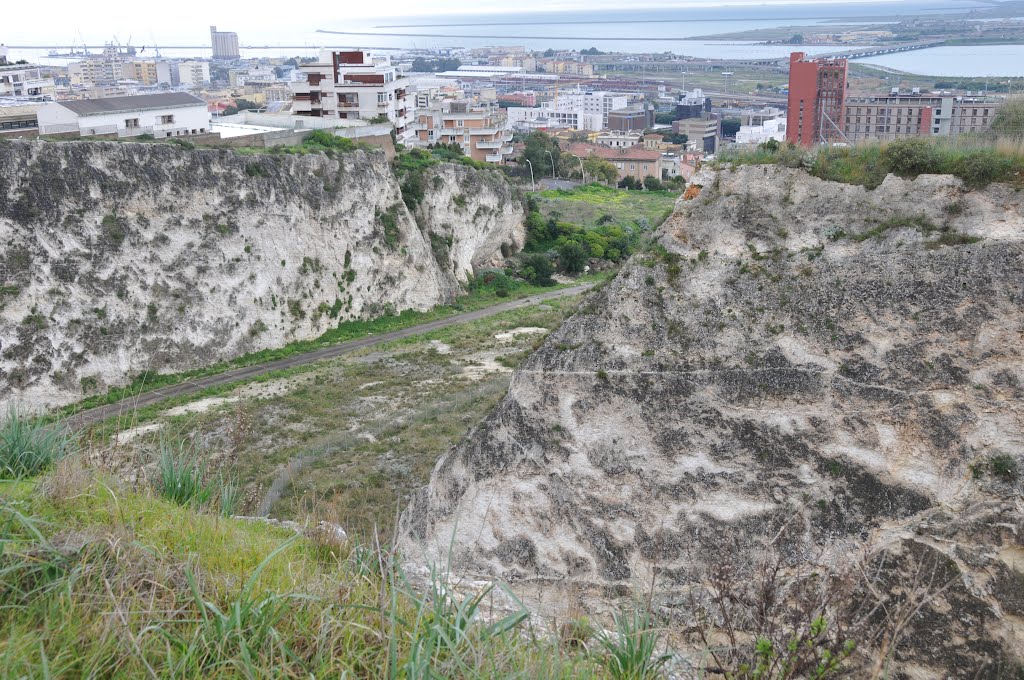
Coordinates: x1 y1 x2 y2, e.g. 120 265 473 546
718 136 1024 189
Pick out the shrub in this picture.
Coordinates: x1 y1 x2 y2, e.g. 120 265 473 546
882 138 938 176
0 406 69 479
558 242 588 274
302 129 357 152
519 253 555 286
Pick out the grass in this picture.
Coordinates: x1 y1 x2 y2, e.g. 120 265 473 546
717 137 1024 190
0 406 68 479
534 183 679 230
0 465 617 678
56 274 609 421
148 295 584 540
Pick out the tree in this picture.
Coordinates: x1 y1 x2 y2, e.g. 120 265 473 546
520 253 555 286
412 57 433 72
558 242 588 274
618 176 639 190
584 156 619 184
273 65 288 79
521 131 561 178
580 47 604 56
543 48 556 57
643 176 663 191
789 34 805 44
655 112 677 125
721 118 742 138
662 132 688 145
991 97 1024 139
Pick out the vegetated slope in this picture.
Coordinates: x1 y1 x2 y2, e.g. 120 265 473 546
0 140 524 410
403 165 1024 675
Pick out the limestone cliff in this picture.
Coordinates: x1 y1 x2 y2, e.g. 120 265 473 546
0 140 524 409
403 165 1024 675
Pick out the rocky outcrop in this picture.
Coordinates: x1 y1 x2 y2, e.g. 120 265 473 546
0 140 524 409
403 165 1024 674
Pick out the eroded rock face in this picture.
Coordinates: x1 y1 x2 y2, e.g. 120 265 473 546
403 165 1024 673
0 140 524 409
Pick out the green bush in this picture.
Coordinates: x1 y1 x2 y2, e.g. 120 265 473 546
558 242 588 274
519 253 555 286
0 406 69 479
882 138 938 176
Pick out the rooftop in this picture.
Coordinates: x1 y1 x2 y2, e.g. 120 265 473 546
57 92 206 117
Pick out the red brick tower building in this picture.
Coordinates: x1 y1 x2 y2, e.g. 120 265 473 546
786 52 848 147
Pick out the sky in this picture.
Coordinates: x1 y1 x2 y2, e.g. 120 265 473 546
2 0 915 46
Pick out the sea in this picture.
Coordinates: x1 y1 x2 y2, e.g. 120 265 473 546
7 0 1024 77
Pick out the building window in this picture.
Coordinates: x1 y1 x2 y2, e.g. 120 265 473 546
160 114 175 125
125 118 140 129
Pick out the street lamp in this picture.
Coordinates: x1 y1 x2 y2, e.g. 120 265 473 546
545 150 556 179
525 159 536 192
572 154 585 184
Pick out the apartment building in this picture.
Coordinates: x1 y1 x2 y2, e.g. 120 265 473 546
843 91 1002 142
292 50 411 142
413 99 513 164
37 92 210 138
672 116 722 153
736 117 787 145
607 104 655 132
176 61 211 88
676 89 712 120
210 26 240 60
538 60 595 77
507 91 628 132
566 142 666 182
595 131 641 148
0 62 56 102
786 51 848 146
497 56 537 71
125 61 173 86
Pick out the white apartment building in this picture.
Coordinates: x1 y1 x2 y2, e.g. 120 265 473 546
507 90 628 132
37 92 210 138
0 62 57 102
175 61 211 88
735 117 787 145
595 131 642 148
291 50 412 142
413 99 513 164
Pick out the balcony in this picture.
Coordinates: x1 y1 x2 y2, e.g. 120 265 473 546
485 154 505 163
475 140 504 149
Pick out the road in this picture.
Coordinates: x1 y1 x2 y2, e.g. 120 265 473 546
66 283 595 430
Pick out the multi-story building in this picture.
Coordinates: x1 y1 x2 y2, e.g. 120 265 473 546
786 51 848 147
37 92 210 138
497 56 537 71
672 116 722 153
538 59 595 76
676 89 712 120
413 99 513 163
0 62 57 102
843 91 1002 142
736 117 788 145
292 50 412 141
507 90 628 132
607 103 655 132
210 26 240 60
121 61 173 86
595 131 641 148
566 142 666 182
175 61 211 88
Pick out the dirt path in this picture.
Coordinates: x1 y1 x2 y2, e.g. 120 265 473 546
67 284 594 430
